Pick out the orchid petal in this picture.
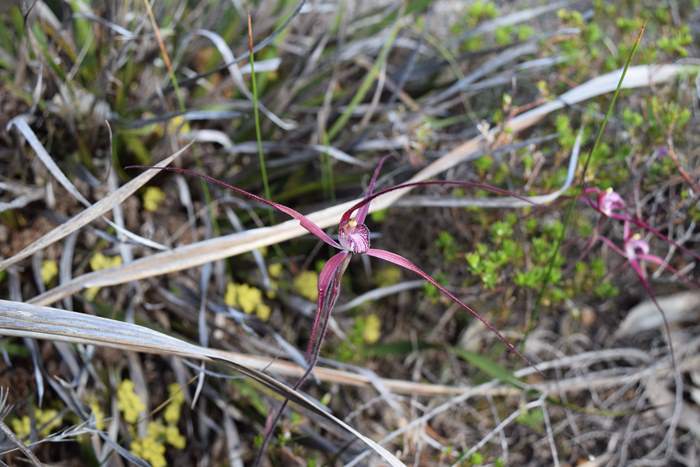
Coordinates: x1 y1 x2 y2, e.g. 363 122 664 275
338 221 370 254
341 180 535 225
637 253 672 269
627 216 700 262
307 251 350 359
580 192 599 211
256 250 349 465
627 256 682 432
628 258 646 280
583 187 603 196
365 248 542 376
128 166 343 249
356 156 388 224
624 236 650 259
598 189 626 217
636 254 699 288
598 235 627 258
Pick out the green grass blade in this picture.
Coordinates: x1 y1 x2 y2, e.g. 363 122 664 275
453 348 529 390
248 15 273 206
326 13 403 141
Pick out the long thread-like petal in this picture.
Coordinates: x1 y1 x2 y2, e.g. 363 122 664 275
255 250 350 466
597 235 627 258
356 157 388 224
341 180 534 225
366 248 543 376
128 166 343 249
307 251 351 358
626 258 683 441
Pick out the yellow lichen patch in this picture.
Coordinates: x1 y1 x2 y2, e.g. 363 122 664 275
84 287 100 301
225 282 271 320
90 252 123 271
117 379 145 424
85 253 123 300
10 415 30 439
293 271 318 302
143 186 166 212
362 314 382 344
89 400 105 431
164 424 186 449
131 419 186 466
128 384 187 465
163 383 184 425
265 282 278 300
10 408 63 442
131 423 167 467
165 115 191 135
254 302 271 321
41 259 58 285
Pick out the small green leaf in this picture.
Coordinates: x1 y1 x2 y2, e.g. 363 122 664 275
453 348 528 390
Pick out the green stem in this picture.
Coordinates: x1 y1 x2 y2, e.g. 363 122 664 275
525 24 646 338
249 17 272 206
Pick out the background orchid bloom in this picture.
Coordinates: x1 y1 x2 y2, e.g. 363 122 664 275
582 186 700 262
597 229 673 282
584 187 626 218
134 161 543 463
610 221 695 287
593 220 686 416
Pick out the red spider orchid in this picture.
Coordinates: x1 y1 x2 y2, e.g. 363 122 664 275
593 220 687 414
585 187 697 359
130 161 542 463
582 186 700 263
583 189 694 457
596 223 678 285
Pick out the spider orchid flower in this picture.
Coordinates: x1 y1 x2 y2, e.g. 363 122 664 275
132 162 539 369
583 187 626 218
596 223 683 286
595 225 685 411
131 161 543 464
583 187 700 263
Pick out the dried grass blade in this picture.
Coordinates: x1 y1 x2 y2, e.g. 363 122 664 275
0 300 404 467
366 248 541 375
0 144 191 271
186 29 295 130
397 129 582 208
8 116 91 206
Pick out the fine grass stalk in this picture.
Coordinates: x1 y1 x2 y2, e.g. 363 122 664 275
526 23 647 335
248 15 273 209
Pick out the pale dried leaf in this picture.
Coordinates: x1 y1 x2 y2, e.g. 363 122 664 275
0 144 191 271
0 299 405 466
615 291 700 338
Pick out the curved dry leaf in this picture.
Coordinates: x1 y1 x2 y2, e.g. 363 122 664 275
615 291 700 338
0 299 404 467
0 144 191 272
